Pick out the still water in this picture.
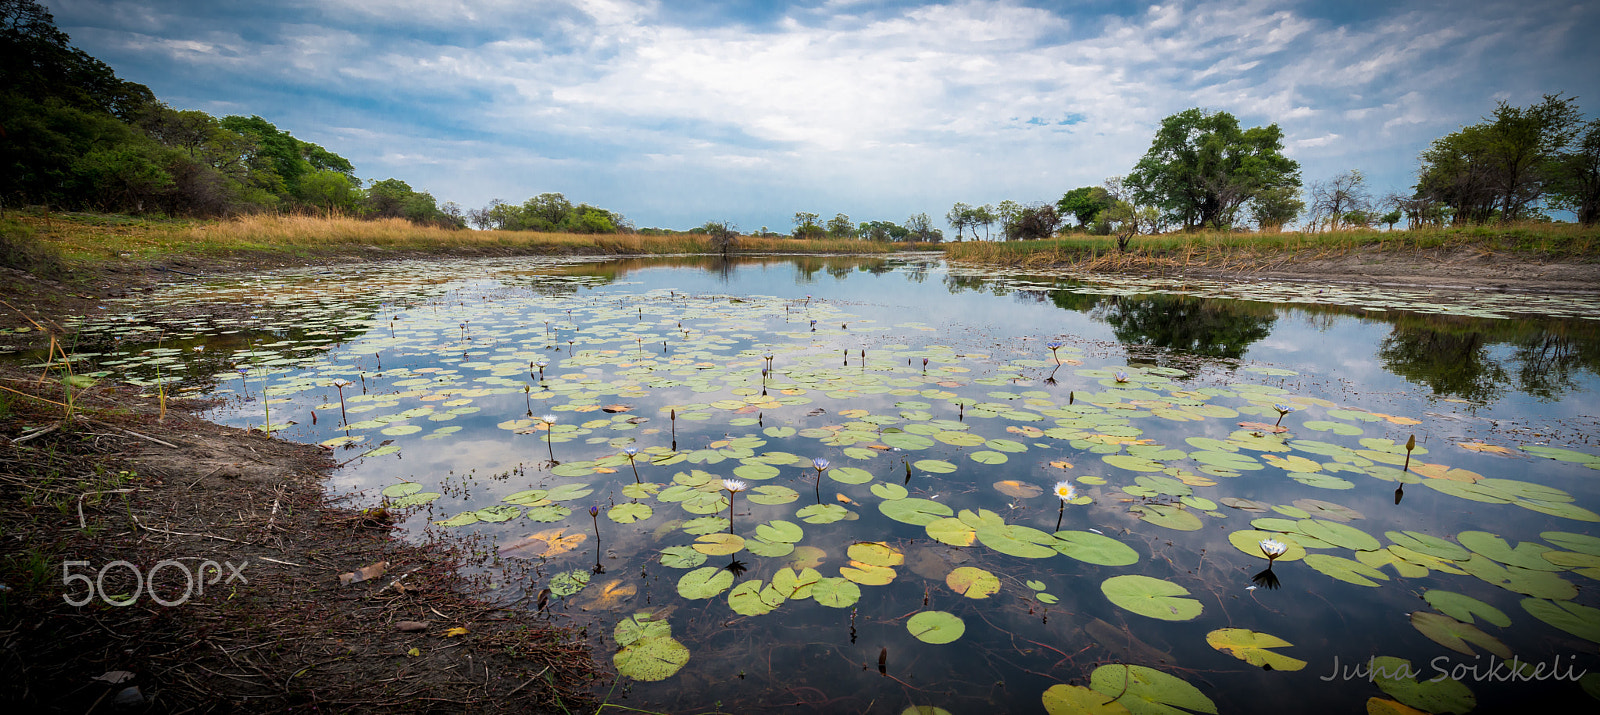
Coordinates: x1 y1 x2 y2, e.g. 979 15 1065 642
67 255 1600 713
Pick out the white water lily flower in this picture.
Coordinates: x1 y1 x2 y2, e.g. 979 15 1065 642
1260 539 1288 559
722 479 747 493
330 378 352 388
540 414 557 424
1053 481 1077 502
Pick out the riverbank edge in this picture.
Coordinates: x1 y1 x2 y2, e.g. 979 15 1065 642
0 366 604 713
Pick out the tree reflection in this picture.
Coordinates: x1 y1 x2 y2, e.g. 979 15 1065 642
1378 317 1600 402
1093 294 1277 359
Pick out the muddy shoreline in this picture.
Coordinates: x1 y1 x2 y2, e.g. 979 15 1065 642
0 369 601 712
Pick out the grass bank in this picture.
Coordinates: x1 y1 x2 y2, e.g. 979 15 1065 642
942 224 1600 270
8 210 912 265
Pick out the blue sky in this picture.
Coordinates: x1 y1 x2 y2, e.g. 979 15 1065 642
46 0 1600 231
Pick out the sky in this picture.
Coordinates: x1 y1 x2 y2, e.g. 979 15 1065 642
45 0 1600 232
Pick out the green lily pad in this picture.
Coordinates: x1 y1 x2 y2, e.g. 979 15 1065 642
879 498 954 526
1522 598 1600 643
382 482 423 498
659 545 707 569
914 459 958 474
1089 664 1217 715
1458 531 1562 571
1368 656 1476 714
608 502 653 523
755 520 804 544
906 610 965 644
676 566 734 599
797 503 850 524
970 451 1009 465
747 485 799 505
1297 519 1380 551
1459 555 1577 600
1042 684 1135 715
614 629 689 681
1543 531 1600 556
810 577 861 607
1386 531 1470 561
1101 575 1203 621
550 569 591 597
1053 531 1140 566
1410 611 1511 658
545 483 594 501
1227 530 1307 562
526 504 572 522
871 482 910 500
1304 554 1389 587
1423 590 1511 627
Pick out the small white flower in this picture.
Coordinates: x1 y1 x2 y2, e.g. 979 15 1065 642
1260 539 1288 559
331 378 352 388
1053 481 1078 502
541 414 557 424
722 479 747 493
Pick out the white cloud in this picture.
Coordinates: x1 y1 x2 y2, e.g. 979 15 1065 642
51 0 1600 227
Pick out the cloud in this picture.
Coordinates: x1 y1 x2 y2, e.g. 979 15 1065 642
48 0 1600 229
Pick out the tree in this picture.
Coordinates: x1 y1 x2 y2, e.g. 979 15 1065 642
1308 170 1372 231
1380 209 1402 230
1416 94 1584 224
697 221 738 254
1055 186 1111 227
945 202 972 242
1126 108 1300 230
1247 185 1303 231
792 211 821 239
1101 176 1158 250
826 213 854 239
301 168 358 215
1004 204 1061 240
973 204 997 240
904 213 942 242
1548 118 1600 225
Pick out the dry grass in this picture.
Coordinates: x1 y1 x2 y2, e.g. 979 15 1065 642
943 223 1600 269
19 212 911 262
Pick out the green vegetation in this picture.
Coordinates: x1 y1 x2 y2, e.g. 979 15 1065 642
942 223 1600 268
12 210 915 265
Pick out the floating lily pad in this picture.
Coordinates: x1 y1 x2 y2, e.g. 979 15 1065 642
1101 575 1202 621
946 566 1001 599
1410 611 1511 658
797 503 850 524
1227 530 1307 561
1089 664 1217 715
1423 590 1511 627
1368 656 1476 714
1205 628 1307 671
1053 531 1140 566
907 610 965 644
810 577 861 607
659 545 707 569
880 498 954 526
1304 554 1389 587
1522 598 1600 643
747 485 799 505
1041 684 1131 715
676 566 734 600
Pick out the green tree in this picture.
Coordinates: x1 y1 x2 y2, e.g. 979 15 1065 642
1127 108 1300 230
826 213 854 238
792 211 822 239
1055 186 1111 227
1548 118 1600 225
904 213 942 242
1416 94 1584 224
300 169 358 215
1248 185 1304 231
945 202 972 242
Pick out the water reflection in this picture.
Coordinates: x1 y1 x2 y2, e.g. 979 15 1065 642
1377 314 1600 402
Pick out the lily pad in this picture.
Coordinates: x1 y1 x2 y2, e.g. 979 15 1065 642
1522 598 1600 643
676 566 734 600
1423 590 1511 627
946 566 1001 599
1368 656 1476 714
1410 611 1511 658
1053 531 1140 566
1205 628 1307 671
1304 554 1389 587
906 610 965 644
1089 664 1217 715
608 502 653 524
880 498 954 526
810 577 861 608
1101 575 1202 621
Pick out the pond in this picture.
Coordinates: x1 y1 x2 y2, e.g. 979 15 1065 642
57 254 1600 714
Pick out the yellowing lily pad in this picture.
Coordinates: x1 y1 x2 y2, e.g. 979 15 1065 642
1410 611 1511 658
946 566 1001 599
1205 628 1307 671
1089 664 1217 715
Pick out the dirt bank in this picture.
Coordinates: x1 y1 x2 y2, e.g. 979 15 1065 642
1173 246 1600 294
0 369 600 713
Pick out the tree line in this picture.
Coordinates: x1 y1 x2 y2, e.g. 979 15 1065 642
933 94 1599 243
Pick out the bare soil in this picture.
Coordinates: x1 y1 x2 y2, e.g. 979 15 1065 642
0 371 601 713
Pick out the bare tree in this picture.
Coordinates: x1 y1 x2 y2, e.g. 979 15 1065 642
1308 170 1372 231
